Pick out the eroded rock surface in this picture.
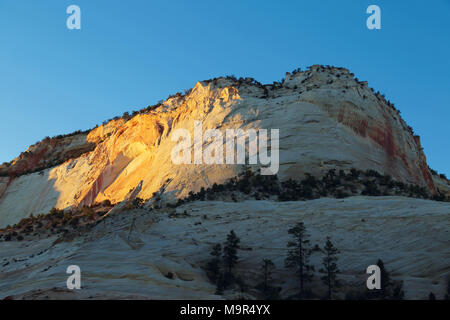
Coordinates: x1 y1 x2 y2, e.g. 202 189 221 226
0 197 448 299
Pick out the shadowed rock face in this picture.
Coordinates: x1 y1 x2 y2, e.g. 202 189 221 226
0 66 437 227
0 197 449 300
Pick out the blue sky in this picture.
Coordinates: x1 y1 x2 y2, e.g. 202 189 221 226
0 0 449 175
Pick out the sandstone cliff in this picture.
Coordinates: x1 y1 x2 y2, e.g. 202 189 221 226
0 65 437 227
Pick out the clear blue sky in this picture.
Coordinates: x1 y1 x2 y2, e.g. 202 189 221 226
0 0 449 175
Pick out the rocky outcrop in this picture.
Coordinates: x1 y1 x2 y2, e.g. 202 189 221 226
0 66 438 227
0 132 97 178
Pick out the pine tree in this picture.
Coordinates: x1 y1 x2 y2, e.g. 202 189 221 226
319 237 340 299
369 259 405 300
256 259 280 299
261 259 275 293
285 222 314 297
206 243 222 282
223 230 240 274
376 259 391 298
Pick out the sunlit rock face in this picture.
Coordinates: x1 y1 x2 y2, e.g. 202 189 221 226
0 65 436 227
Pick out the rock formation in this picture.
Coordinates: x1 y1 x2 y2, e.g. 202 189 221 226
1 197 449 299
0 65 438 227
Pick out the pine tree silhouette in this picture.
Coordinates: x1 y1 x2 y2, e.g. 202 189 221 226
223 230 240 274
285 222 314 298
256 259 280 299
206 243 222 283
319 237 340 299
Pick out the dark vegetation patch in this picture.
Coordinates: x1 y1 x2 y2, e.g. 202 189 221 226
0 201 109 242
173 167 449 207
0 196 148 242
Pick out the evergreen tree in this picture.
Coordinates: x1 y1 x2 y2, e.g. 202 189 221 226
206 243 222 282
255 259 280 299
319 237 340 299
369 259 405 300
261 259 275 293
376 259 391 298
285 222 314 297
223 230 240 274
207 231 241 294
